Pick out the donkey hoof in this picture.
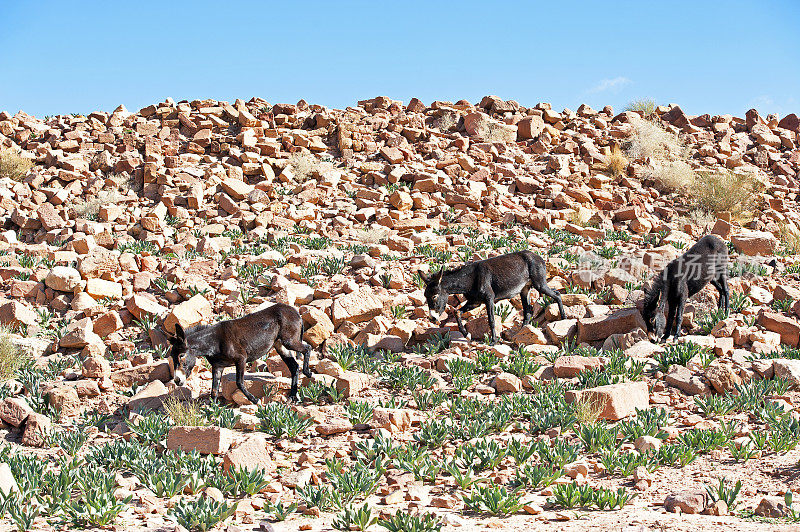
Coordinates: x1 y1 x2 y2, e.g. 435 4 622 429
303 369 313 379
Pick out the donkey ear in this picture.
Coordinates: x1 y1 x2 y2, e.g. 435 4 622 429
174 323 185 342
434 268 444 284
419 271 430 285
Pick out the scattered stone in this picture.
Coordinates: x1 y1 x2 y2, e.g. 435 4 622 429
664 490 708 514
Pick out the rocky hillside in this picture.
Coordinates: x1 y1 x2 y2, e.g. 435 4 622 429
0 95 799 530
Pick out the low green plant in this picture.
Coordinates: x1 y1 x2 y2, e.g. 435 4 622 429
653 342 706 371
462 485 527 516
346 400 374 426
378 510 443 532
130 412 171 444
326 458 381 503
706 477 742 511
511 463 562 489
265 500 298 521
256 403 312 438
170 495 237 532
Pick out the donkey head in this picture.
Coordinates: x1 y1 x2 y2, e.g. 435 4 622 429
641 282 667 339
422 268 447 322
169 323 197 387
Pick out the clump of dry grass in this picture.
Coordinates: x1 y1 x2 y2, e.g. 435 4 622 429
626 117 687 161
0 333 23 381
432 111 459 133
0 149 33 181
780 224 800 255
288 152 325 182
163 397 207 426
354 228 388 245
575 393 606 424
692 170 763 218
651 160 695 193
624 98 658 119
567 208 593 227
601 144 628 177
75 189 124 219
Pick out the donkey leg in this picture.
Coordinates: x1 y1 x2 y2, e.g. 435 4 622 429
210 364 224 401
521 285 533 325
234 357 259 405
277 343 301 401
662 295 677 343
538 284 565 320
712 276 730 316
455 299 480 339
672 291 688 341
483 294 497 344
281 335 313 378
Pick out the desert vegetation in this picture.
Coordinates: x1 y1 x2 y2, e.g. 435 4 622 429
0 94 797 531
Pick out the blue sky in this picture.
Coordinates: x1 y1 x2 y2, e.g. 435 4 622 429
1 1 797 118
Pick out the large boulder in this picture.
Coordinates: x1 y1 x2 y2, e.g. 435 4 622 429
731 230 778 256
166 426 233 455
757 309 800 347
45 266 82 292
163 294 212 334
565 381 649 421
577 308 647 343
331 287 384 327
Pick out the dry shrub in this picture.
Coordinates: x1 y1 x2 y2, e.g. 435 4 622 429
0 333 23 381
288 152 325 182
575 393 606 424
433 111 459 133
163 397 207 426
626 117 687 161
567 208 593 227
76 189 124 219
693 170 764 218
779 224 800 255
354 228 388 245
651 160 695 193
624 98 658 119
675 209 716 234
0 149 33 181
601 144 628 177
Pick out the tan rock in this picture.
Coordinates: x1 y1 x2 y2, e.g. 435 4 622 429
553 356 602 378
45 266 82 292
731 230 778 256
704 361 742 393
164 294 212 334
512 325 548 345
82 354 111 379
565 381 649 421
577 308 646 343
664 490 708 514
46 385 80 416
0 397 33 427
331 287 383 326
86 278 123 300
757 309 800 346
222 433 275 473
315 418 354 436
110 360 172 387
166 426 234 455
494 372 522 393
0 301 37 327
0 464 19 496
128 380 169 413
336 370 376 398
21 413 51 447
